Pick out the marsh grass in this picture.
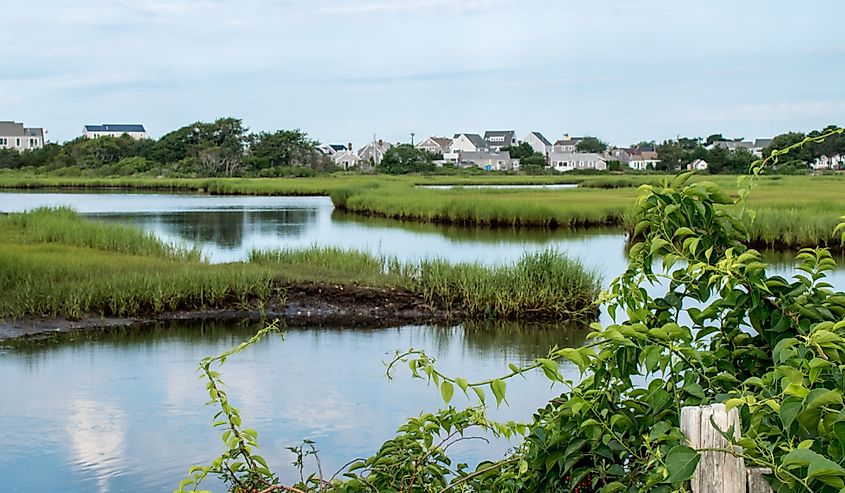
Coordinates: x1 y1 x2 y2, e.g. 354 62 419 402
252 247 601 319
2 210 601 321
3 207 200 261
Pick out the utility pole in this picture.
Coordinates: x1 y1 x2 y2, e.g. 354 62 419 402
410 132 415 146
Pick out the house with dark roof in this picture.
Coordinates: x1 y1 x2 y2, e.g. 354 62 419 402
83 124 147 140
457 151 516 171
450 133 489 153
549 152 607 172
553 134 584 153
416 137 452 156
483 130 516 151
0 121 44 151
523 132 552 157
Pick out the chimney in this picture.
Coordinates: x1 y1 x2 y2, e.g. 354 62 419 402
347 142 352 151
564 133 571 141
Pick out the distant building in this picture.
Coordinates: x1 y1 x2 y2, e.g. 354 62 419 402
83 124 147 140
416 137 452 156
813 154 844 170
687 158 709 171
332 144 360 170
549 152 607 172
553 134 583 153
628 150 661 171
457 151 515 171
523 132 552 158
318 143 349 156
0 121 44 151
483 130 516 152
449 133 489 153
357 139 393 165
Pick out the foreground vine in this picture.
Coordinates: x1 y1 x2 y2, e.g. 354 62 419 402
177 128 845 492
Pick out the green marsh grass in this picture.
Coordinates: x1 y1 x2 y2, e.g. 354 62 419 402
2 210 601 321
251 247 601 319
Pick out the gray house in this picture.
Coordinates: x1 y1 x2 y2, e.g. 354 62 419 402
523 132 552 157
457 151 516 171
549 152 607 172
484 130 516 151
0 121 44 151
553 134 584 153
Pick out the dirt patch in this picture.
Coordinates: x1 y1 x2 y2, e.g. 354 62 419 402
0 282 465 341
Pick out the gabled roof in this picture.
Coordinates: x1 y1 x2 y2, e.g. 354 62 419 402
454 133 488 149
432 137 452 148
553 137 584 146
528 132 552 146
329 144 348 152
84 124 146 133
484 130 514 141
754 138 773 148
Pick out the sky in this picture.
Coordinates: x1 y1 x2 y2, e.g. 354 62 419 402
1 0 843 147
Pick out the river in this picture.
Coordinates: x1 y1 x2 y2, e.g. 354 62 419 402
0 190 842 492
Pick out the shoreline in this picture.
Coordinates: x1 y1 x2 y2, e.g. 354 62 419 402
0 281 599 342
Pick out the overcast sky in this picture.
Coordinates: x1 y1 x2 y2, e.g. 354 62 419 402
1 0 843 147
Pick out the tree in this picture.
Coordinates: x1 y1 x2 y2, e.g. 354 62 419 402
377 144 435 174
501 142 535 160
247 129 323 170
0 148 22 169
705 133 725 146
575 136 608 153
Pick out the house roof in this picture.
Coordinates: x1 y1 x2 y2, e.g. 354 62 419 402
528 132 552 146
432 137 452 148
754 138 773 148
0 121 44 138
84 124 146 133
484 130 515 143
329 144 347 152
454 133 488 149
553 137 584 146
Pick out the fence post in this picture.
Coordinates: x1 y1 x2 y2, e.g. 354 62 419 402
680 404 746 493
747 468 775 493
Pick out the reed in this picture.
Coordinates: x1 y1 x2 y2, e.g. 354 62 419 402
1 210 601 321
251 247 601 319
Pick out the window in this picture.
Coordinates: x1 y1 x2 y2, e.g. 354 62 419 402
0 138 6 145
15 138 20 147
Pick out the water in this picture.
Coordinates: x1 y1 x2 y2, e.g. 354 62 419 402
1 190 844 492
0 321 586 492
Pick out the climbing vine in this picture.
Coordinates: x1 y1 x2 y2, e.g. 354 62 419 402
177 127 845 492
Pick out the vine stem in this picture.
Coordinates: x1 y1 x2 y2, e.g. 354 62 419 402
436 457 519 493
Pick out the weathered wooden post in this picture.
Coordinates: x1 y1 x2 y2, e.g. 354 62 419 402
680 404 746 493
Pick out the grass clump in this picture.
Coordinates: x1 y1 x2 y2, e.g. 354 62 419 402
252 247 601 320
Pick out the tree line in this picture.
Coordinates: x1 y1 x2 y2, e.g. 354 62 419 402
0 118 336 177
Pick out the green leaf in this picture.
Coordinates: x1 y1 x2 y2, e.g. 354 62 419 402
472 385 486 405
440 381 454 404
664 445 700 483
490 379 507 408
780 397 802 430
455 377 469 394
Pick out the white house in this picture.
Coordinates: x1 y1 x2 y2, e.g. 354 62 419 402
0 121 44 151
416 137 452 156
813 154 844 170
449 133 489 153
523 132 552 157
553 134 583 153
457 151 515 171
83 124 147 140
687 158 709 171
549 152 607 172
318 143 349 156
628 150 661 170
333 149 360 170
357 140 393 165
483 130 516 152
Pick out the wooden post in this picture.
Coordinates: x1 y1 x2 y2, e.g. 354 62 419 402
747 468 775 493
680 404 746 493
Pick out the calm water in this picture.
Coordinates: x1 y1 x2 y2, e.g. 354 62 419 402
1 190 843 492
0 321 586 492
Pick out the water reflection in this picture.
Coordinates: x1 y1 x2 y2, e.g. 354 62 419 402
0 320 584 493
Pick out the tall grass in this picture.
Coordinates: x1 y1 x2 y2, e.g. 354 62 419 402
251 247 601 319
2 207 200 261
1 210 601 321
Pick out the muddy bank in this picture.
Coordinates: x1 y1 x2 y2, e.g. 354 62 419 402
0 282 465 341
